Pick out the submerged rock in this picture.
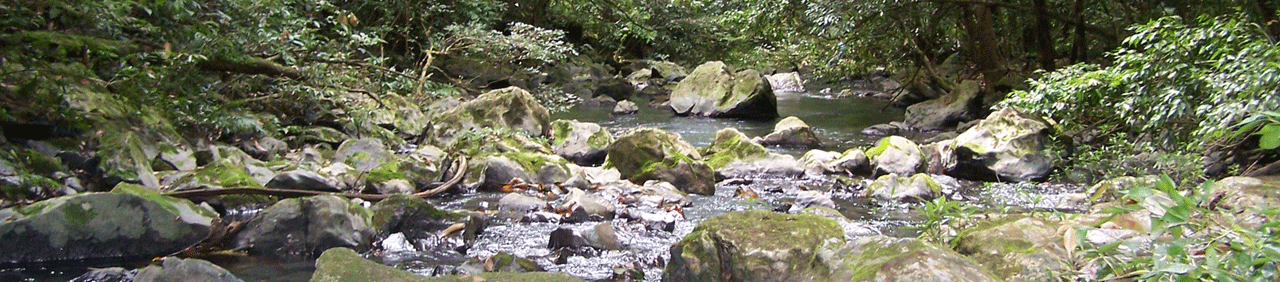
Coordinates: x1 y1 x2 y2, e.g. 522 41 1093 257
233 195 374 258
135 257 243 282
663 210 844 282
946 108 1053 182
868 136 924 176
0 183 216 265
754 116 821 148
550 120 613 166
606 128 715 195
669 61 778 120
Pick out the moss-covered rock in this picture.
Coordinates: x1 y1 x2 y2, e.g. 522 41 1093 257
755 116 821 148
166 158 262 191
702 128 769 169
423 87 552 149
605 128 715 195
866 173 941 202
663 210 844 282
669 61 778 120
370 194 477 242
0 183 216 265
904 80 982 131
826 235 1000 282
868 136 923 176
947 108 1052 182
550 120 613 166
232 195 374 258
295 126 350 147
311 247 581 282
953 216 1070 281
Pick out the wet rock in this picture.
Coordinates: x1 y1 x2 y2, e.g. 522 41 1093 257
135 257 243 282
521 211 562 223
946 108 1053 182
789 190 836 213
765 71 805 92
606 128 715 195
703 128 769 170
561 188 615 219
799 149 842 176
904 80 982 131
861 123 901 137
755 116 820 148
479 155 531 192
868 136 923 176
612 100 639 115
370 194 474 242
550 120 613 166
548 227 589 250
954 216 1070 282
0 183 216 265
239 136 289 161
498 193 547 213
715 154 804 180
233 195 374 258
828 149 870 174
583 222 622 250
867 173 941 202
620 207 679 232
70 267 135 282
423 87 552 148
594 77 635 101
604 180 691 208
825 235 1000 282
669 61 778 120
152 144 197 172
265 170 340 192
664 210 843 282
371 179 414 195
311 247 427 282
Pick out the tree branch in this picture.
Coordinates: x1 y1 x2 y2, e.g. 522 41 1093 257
910 0 1119 42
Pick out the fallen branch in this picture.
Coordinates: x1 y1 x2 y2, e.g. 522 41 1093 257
198 56 306 80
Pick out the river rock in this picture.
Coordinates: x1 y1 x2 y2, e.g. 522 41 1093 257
799 149 842 175
239 136 289 161
765 71 805 92
265 170 340 192
362 92 431 137
583 222 622 250
602 180 691 208
612 100 639 115
868 136 924 176
594 77 635 102
70 267 135 282
826 235 1000 282
606 128 715 195
135 257 243 282
664 210 844 281
296 126 349 147
754 116 821 148
953 216 1070 281
861 123 902 137
866 173 941 202
478 155 532 192
550 120 613 166
946 108 1052 182
166 158 263 191
702 128 768 169
370 194 477 245
789 190 836 213
800 207 882 239
904 80 982 131
152 144 197 172
0 183 216 265
423 87 552 148
669 61 778 120
233 195 374 258
497 193 547 213
828 149 870 174
561 187 615 219
626 68 653 86
1209 176 1280 228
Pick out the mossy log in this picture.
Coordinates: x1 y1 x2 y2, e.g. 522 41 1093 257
197 55 306 80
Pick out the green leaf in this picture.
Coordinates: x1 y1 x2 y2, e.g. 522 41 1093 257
1256 123 1280 149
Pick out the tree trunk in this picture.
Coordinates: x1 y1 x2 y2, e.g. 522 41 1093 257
961 4 1006 81
1033 0 1056 70
1070 0 1088 63
1257 0 1280 40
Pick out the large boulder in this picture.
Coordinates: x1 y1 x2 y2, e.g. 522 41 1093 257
754 116 821 148
423 87 552 148
904 80 982 131
669 61 778 119
866 173 941 202
868 136 924 176
135 257 244 282
663 210 844 282
311 247 580 282
825 235 1000 282
946 108 1052 182
470 152 571 192
606 128 715 195
370 194 480 247
0 183 216 265
232 195 375 258
953 216 1071 281
550 120 613 166
703 128 802 178
765 71 805 93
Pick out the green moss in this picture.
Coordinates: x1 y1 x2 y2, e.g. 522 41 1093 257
60 200 97 227
366 161 404 183
550 120 572 146
702 128 768 169
195 159 261 187
19 149 64 176
586 129 611 148
865 137 892 159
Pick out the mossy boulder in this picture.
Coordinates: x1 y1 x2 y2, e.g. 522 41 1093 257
606 128 715 195
295 126 350 147
166 158 262 191
755 116 821 148
702 128 769 169
311 247 581 282
669 61 778 120
550 120 613 166
953 216 1070 281
332 138 435 187
360 92 430 137
825 235 1000 282
471 152 571 192
232 195 375 258
423 87 552 148
0 183 217 265
867 136 924 176
663 210 844 282
946 108 1052 182
371 194 481 245
135 257 243 282
904 80 982 131
866 173 941 202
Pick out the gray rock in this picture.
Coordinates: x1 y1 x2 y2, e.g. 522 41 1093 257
233 195 374 258
612 100 639 115
583 222 622 250
135 257 243 282
239 136 289 161
423 87 552 148
70 267 135 282
626 69 653 86
550 120 614 166
789 190 836 213
867 173 940 202
663 210 843 281
296 126 349 147
333 138 391 172
369 194 475 245
825 235 1001 282
265 170 340 192
869 136 923 176
861 123 901 137
669 61 778 120
904 80 982 131
561 188 615 219
152 145 197 172
765 71 805 92
828 149 869 174
0 184 216 265
715 153 805 180
954 216 1071 281
497 193 547 212
754 116 820 148
606 128 715 195
479 156 532 192
798 149 842 176
371 179 414 195
593 77 635 101
946 108 1052 182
